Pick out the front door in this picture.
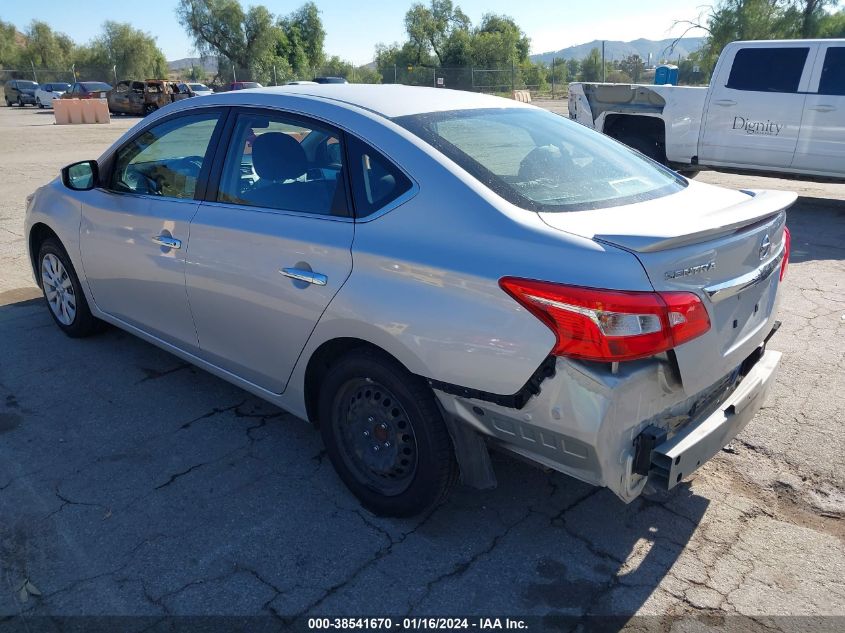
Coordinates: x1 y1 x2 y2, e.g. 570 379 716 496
699 43 813 168
792 44 845 176
79 109 226 351
185 108 354 393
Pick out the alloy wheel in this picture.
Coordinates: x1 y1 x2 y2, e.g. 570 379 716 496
41 253 76 325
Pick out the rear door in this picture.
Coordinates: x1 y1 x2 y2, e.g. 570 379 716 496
792 43 845 176
699 43 814 168
185 108 354 393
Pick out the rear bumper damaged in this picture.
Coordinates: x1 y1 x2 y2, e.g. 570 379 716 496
435 343 781 502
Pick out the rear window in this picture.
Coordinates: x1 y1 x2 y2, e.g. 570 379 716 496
81 82 112 92
394 108 685 212
727 47 809 93
818 47 845 95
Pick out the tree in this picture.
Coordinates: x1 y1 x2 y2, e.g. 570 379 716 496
472 14 530 67
619 54 645 83
76 22 167 80
0 20 22 67
676 0 843 76
579 47 603 81
176 0 326 83
23 21 74 69
404 0 470 65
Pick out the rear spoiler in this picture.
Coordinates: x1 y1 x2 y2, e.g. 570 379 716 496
595 189 797 253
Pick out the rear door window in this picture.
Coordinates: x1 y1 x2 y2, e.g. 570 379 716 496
818 47 845 95
726 47 809 93
216 110 348 216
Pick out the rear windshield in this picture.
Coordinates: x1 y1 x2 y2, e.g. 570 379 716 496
189 84 208 90
239 82 261 89
394 108 686 212
81 82 111 92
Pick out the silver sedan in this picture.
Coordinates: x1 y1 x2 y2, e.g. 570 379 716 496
25 85 793 516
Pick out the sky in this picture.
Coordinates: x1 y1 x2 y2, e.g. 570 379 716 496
1 0 711 65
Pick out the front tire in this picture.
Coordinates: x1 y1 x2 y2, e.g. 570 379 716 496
318 349 458 517
38 239 102 338
36 98 43 108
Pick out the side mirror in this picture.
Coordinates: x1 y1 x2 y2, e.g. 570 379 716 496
61 160 99 191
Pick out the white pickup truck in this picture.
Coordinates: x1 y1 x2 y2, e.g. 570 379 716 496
569 39 845 180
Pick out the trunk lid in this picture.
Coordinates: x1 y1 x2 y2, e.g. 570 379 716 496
539 183 795 394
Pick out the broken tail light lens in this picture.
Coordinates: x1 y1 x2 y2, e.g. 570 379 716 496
499 278 711 362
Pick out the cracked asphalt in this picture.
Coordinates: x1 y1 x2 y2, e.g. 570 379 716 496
0 104 843 624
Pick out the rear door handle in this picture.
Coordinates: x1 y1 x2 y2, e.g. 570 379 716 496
809 104 836 112
280 267 327 286
714 99 736 106
152 235 182 249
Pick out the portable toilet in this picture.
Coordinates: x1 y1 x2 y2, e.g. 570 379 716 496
654 64 679 85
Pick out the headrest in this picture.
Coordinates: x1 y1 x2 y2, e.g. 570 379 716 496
251 132 307 182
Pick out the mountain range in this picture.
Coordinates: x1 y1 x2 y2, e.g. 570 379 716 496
167 57 218 74
530 37 705 64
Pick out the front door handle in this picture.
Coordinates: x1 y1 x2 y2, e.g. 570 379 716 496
152 235 182 249
714 99 736 106
809 104 836 112
280 267 327 286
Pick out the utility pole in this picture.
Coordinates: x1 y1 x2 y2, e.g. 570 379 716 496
232 64 237 83
511 59 515 92
30 59 37 82
273 65 277 85
602 41 606 82
113 65 117 84
394 64 397 84
551 58 555 98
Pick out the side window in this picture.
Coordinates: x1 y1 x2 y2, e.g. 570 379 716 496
216 111 348 216
346 136 413 217
109 112 221 199
818 47 845 96
726 47 809 93
115 82 129 94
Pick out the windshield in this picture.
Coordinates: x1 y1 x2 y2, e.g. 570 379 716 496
51 83 70 91
189 84 209 91
240 82 261 89
17 81 38 89
395 107 686 212
82 82 112 92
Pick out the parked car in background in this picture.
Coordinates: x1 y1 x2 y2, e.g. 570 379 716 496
35 82 71 108
227 81 263 91
179 82 214 96
313 76 348 84
4 80 39 106
26 85 792 517
107 80 178 116
61 82 112 100
570 38 845 181
287 80 319 85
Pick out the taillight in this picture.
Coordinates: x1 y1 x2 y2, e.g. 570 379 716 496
780 226 790 281
499 278 711 362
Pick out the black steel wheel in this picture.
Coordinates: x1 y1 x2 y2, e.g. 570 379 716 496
318 349 458 517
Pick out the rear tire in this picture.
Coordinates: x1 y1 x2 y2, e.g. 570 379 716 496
37 239 103 338
318 349 458 517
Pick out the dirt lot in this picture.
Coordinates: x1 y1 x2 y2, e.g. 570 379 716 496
0 103 843 626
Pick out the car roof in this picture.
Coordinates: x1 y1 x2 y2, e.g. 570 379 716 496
205 84 531 119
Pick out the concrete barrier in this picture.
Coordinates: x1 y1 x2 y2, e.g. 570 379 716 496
53 99 111 125
512 90 532 103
